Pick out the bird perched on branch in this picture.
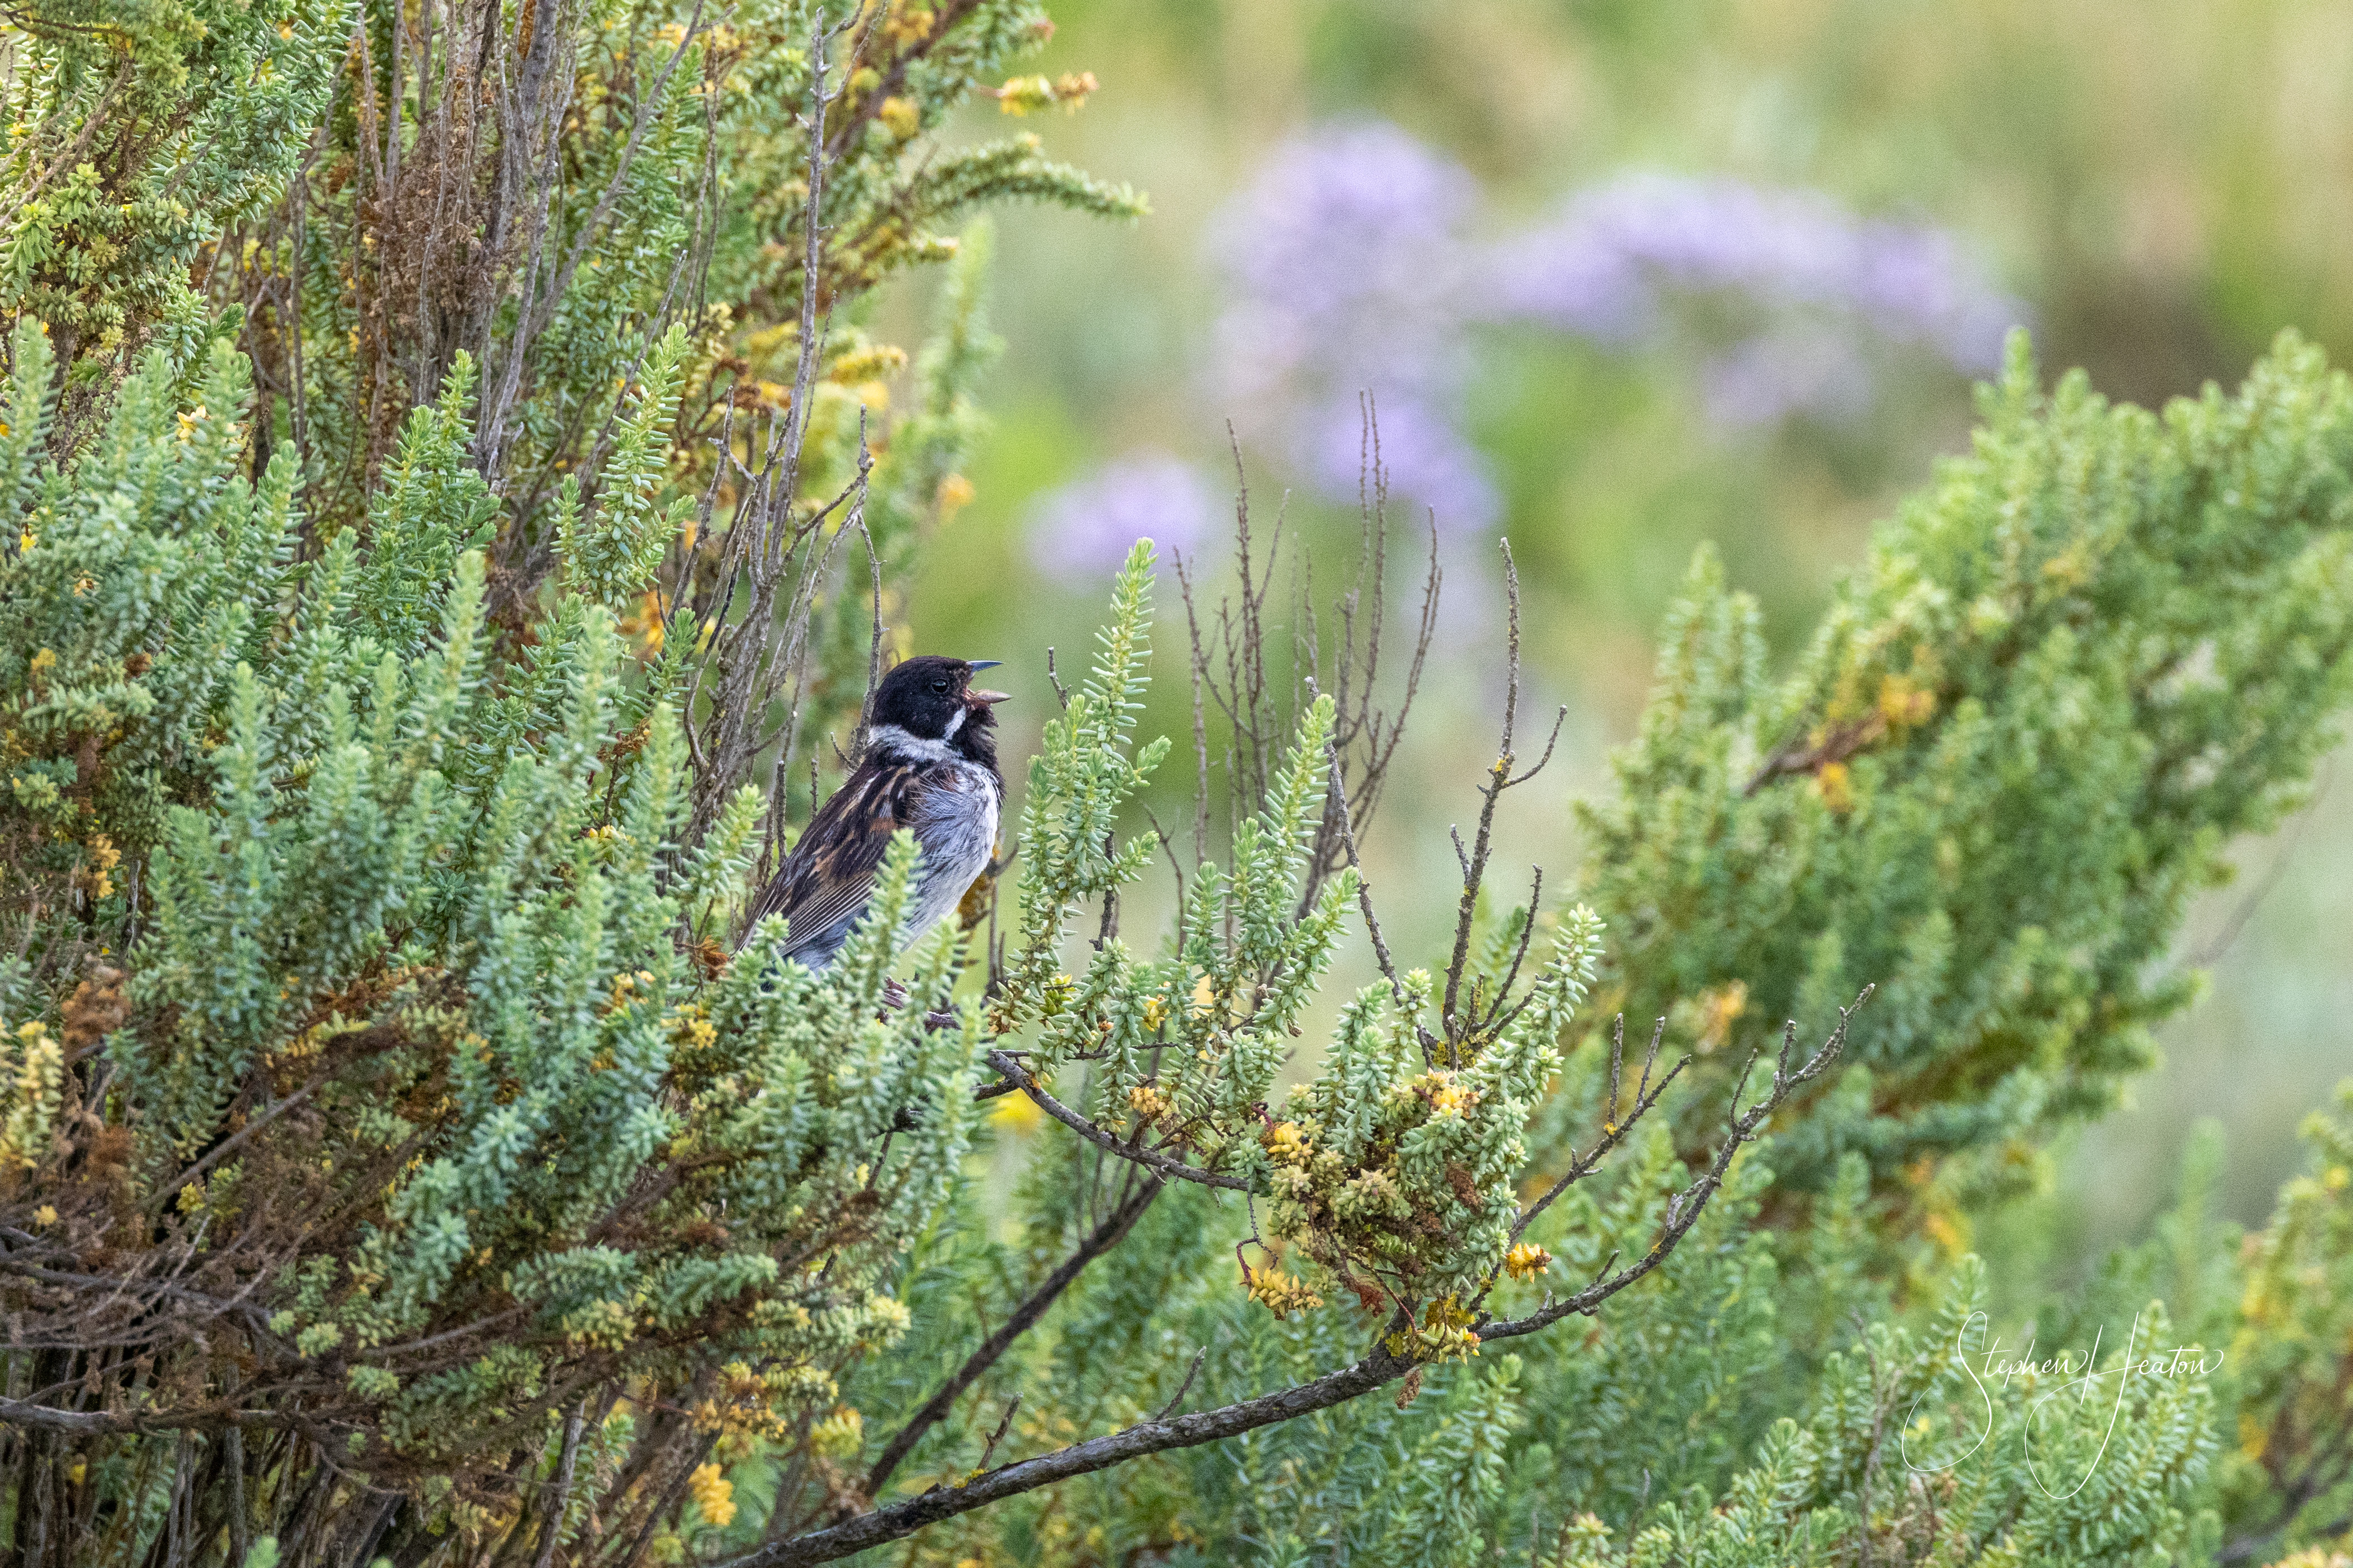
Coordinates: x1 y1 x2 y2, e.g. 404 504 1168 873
748 655 1009 972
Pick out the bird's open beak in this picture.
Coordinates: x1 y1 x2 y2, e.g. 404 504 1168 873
963 661 1009 706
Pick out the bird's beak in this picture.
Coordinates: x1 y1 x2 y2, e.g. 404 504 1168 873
965 660 1009 705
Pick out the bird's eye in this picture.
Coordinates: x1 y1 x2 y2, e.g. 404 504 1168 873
931 678 950 692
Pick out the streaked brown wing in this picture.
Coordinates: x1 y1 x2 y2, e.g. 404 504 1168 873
747 762 921 952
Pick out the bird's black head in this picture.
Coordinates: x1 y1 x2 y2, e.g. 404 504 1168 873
868 655 1008 767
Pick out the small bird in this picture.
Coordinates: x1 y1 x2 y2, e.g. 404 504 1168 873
748 655 1009 972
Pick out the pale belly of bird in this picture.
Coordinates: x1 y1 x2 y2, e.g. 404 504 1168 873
904 760 1001 944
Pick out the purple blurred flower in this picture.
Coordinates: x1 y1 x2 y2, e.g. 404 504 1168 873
1484 172 2024 377
1305 395 1500 531
1206 122 2029 525
1208 124 1495 529
1211 122 1475 387
1701 325 1876 429
1029 453 1219 581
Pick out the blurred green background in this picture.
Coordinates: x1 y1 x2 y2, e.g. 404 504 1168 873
880 0 2353 1260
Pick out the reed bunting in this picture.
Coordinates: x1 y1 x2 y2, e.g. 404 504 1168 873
748 655 1009 972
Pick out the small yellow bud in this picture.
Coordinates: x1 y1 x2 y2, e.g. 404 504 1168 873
1244 1265 1322 1319
1875 673 1936 730
1504 1242 1552 1280
990 1090 1041 1134
687 1462 736 1528
1816 761 1854 815
994 73 1054 115
1695 980 1747 1050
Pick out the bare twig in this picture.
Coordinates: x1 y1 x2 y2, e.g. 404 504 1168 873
715 1336 1420 1567
1510 1016 1686 1245
1321 729 1413 1024
530 1402 587 1568
1152 1349 1208 1421
1489 989 1870 1325
974 1396 1020 1476
983 1052 1256 1194
864 1176 1160 1498
1441 540 1531 1052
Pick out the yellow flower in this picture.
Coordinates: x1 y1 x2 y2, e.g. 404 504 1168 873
1876 673 1937 729
1400 1294 1483 1363
1261 1121 1311 1164
1695 980 1746 1049
1503 1242 1552 1280
828 343 908 383
1816 761 1854 814
79 832 119 901
935 472 975 519
990 1089 1041 1134
668 1006 717 1052
1125 1082 1171 1126
1429 1081 1477 1114
1244 1265 1322 1320
688 1463 736 1528
877 96 920 139
2261 1548 2352 1568
996 71 1100 115
2239 1409 2269 1462
994 74 1055 114
808 1405 864 1460
885 3 935 45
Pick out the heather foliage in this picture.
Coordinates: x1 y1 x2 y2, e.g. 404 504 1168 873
1580 332 2353 1208
835 340 2353 1567
0 308 996 1482
0 0 347 447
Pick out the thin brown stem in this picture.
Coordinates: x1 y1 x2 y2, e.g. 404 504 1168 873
982 1052 1255 1194
863 1176 1160 1499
